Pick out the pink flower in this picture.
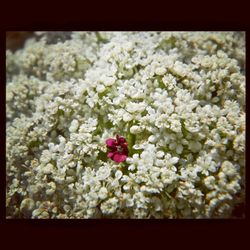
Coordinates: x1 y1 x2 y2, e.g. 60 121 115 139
106 135 129 163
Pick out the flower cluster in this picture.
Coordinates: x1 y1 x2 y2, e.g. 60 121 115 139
6 32 245 218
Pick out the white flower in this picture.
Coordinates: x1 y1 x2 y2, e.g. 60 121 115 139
123 112 133 122
171 61 189 77
156 151 165 158
46 182 56 195
155 67 166 76
126 102 147 113
98 187 108 200
169 157 179 165
42 163 54 174
204 176 216 190
69 119 79 133
96 165 111 180
115 170 123 180
175 144 183 155
96 84 106 93
130 125 142 134
100 197 119 214
101 76 116 86
221 161 238 178
40 150 52 164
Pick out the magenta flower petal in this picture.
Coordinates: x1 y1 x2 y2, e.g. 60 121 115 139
107 152 115 158
106 138 116 148
120 142 128 148
113 153 127 163
116 134 126 144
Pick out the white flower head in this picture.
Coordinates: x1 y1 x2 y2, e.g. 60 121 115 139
6 31 245 219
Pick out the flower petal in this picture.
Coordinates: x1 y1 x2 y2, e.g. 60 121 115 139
107 152 115 158
120 142 128 149
106 138 116 148
117 135 126 144
113 153 127 163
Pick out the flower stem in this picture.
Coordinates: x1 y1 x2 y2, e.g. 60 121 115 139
128 133 136 154
127 121 136 156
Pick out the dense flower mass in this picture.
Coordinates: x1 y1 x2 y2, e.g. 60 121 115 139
106 135 128 163
6 32 245 219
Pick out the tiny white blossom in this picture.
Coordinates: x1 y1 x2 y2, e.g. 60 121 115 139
69 119 79 133
98 187 108 200
96 166 111 180
115 170 123 180
96 84 106 93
